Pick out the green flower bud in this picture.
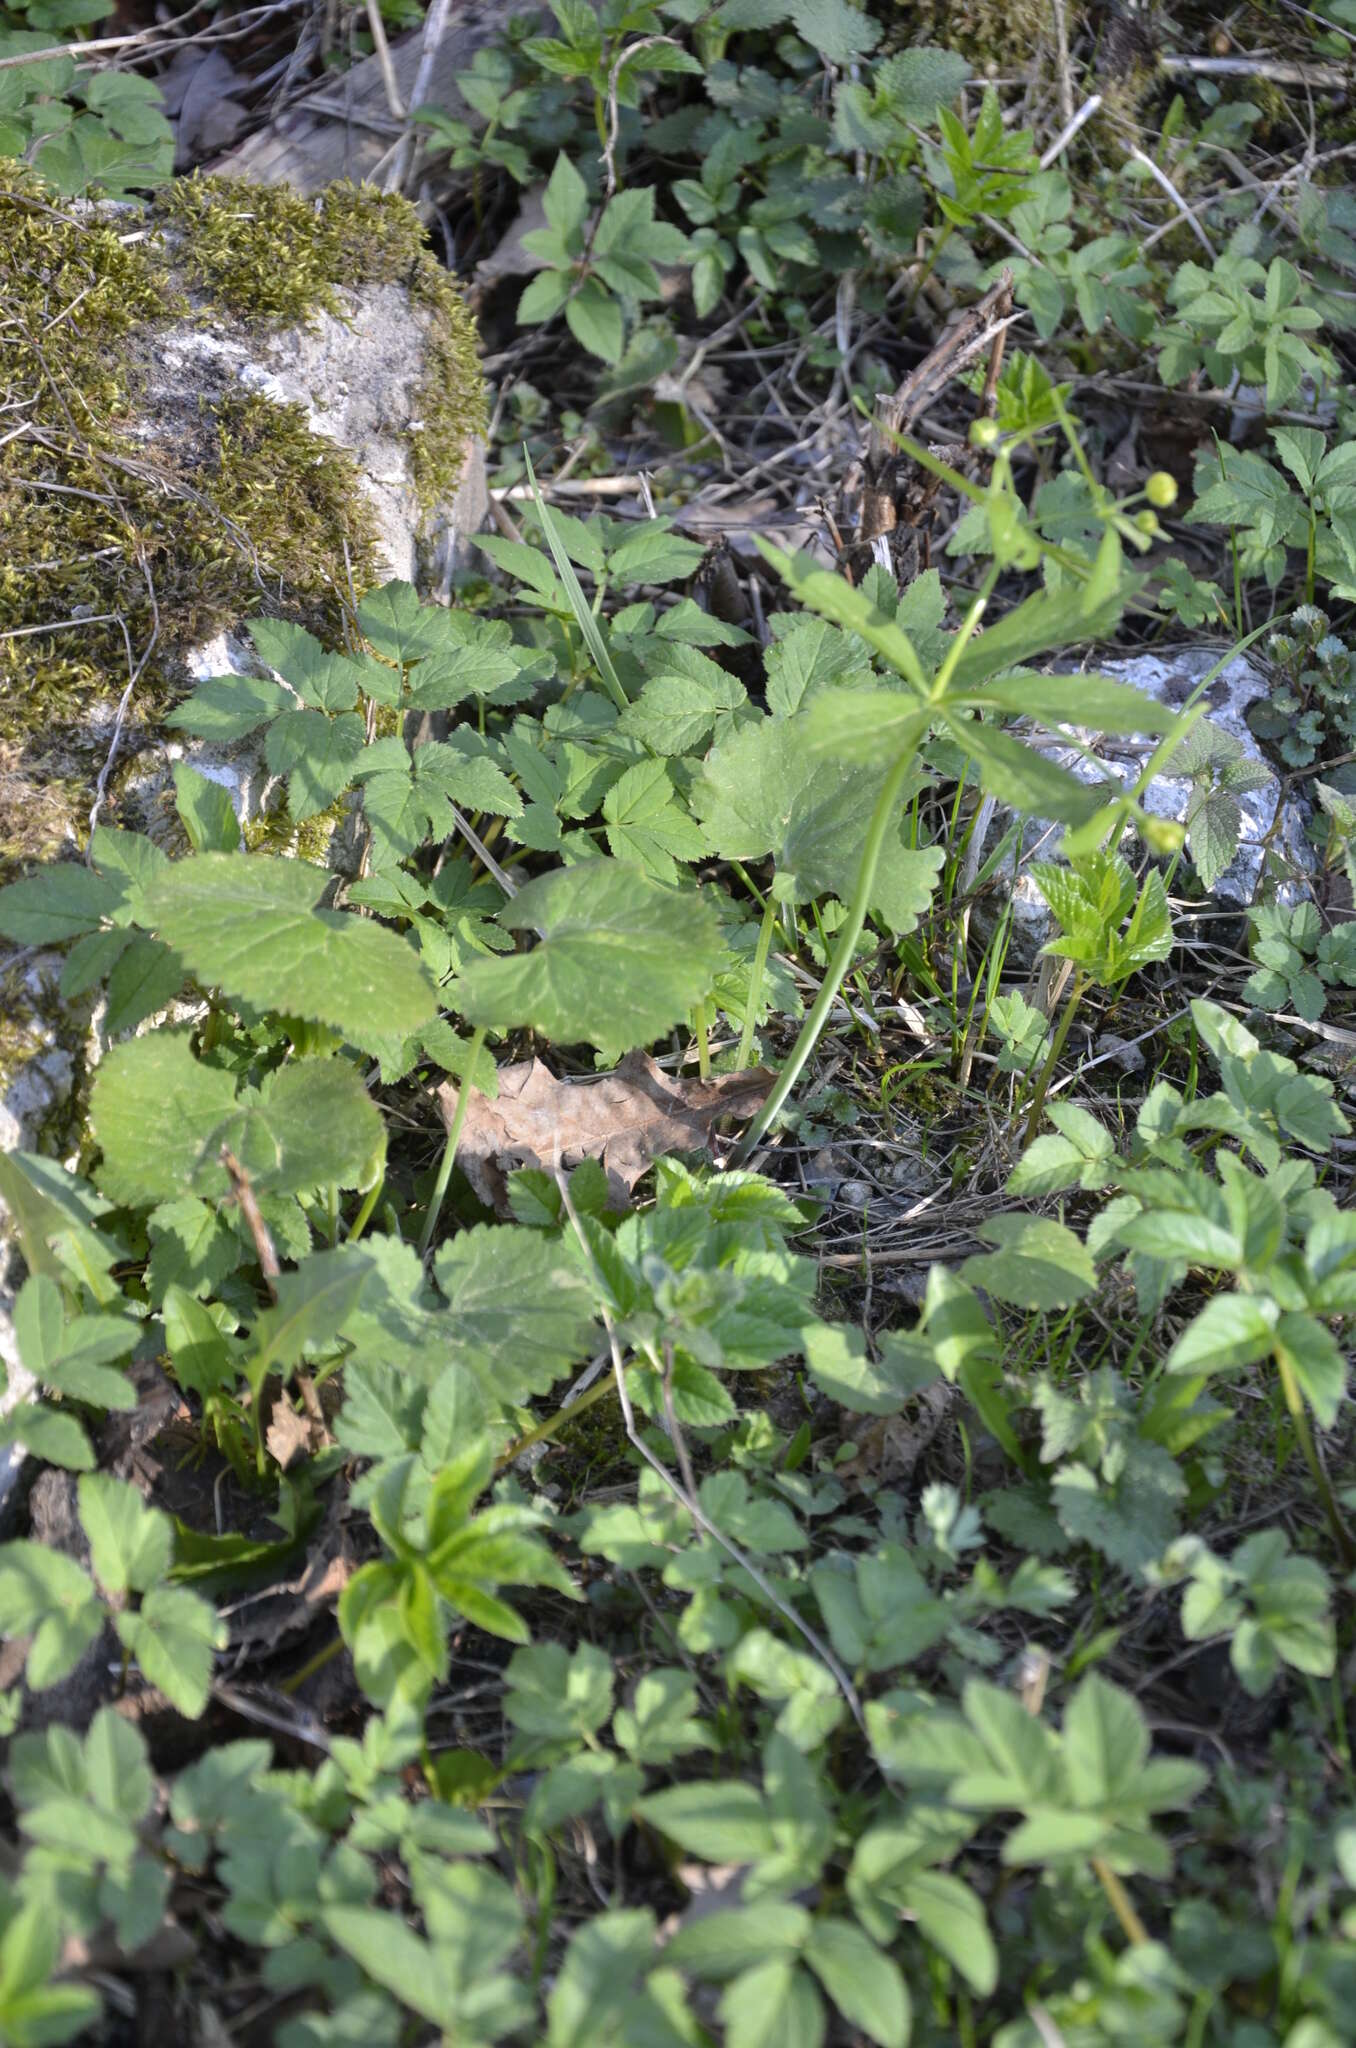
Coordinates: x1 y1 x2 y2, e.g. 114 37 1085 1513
1134 509 1160 536
1145 471 1179 509
1141 814 1185 856
969 417 1001 450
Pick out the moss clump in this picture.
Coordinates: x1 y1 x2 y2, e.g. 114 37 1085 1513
0 164 485 873
900 0 1075 71
155 174 487 513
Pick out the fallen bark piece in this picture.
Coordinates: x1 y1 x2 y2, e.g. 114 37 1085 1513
436 1053 774 1215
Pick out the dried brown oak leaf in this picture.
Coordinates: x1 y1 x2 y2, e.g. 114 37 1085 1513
436 1053 773 1216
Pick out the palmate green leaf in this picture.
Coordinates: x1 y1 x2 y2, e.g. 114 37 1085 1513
614 1667 712 1765
757 543 929 691
801 1321 939 1414
504 1640 613 1741
1052 1441 1185 1575
693 716 941 932
763 615 874 717
603 759 710 882
356 579 460 666
245 618 367 710
92 1035 384 1206
263 708 366 821
457 860 725 1059
140 854 437 1051
91 1032 239 1206
617 661 748 754
219 1060 387 1198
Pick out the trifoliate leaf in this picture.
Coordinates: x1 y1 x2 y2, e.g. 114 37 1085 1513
116 1588 226 1720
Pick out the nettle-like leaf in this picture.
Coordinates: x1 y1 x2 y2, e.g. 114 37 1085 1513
457 859 726 1059
141 853 437 1050
1032 852 1173 985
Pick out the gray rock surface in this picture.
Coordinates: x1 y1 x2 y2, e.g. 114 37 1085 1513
973 648 1311 965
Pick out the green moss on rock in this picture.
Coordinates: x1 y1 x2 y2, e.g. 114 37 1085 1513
0 163 486 878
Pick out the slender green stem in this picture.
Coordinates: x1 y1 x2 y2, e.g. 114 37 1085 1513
1274 1345 1355 1566
1092 1856 1148 1946
692 998 711 1080
281 1632 345 1696
732 745 921 1164
904 221 951 322
418 1027 487 1262
736 894 777 1072
1022 970 1086 1146
346 1177 384 1245
494 1370 620 1472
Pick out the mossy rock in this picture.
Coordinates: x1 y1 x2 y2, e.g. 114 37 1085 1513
1 165 487 882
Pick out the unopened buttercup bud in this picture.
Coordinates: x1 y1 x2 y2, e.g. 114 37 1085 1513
1134 509 1160 536
969 417 1001 450
1141 814 1185 856
1145 471 1179 509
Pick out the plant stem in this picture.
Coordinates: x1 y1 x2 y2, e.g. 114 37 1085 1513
281 1632 345 1696
735 894 777 1072
419 1027 486 1262
692 998 711 1080
347 1177 384 1244
1092 1856 1148 1946
1022 969 1087 1146
732 743 922 1164
1274 1345 1355 1565
494 1370 620 1471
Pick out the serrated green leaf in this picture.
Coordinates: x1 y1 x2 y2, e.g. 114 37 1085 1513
141 854 437 1050
457 860 724 1059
